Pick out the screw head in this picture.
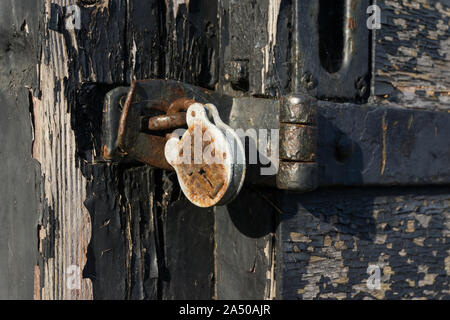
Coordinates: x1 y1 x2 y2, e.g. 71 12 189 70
355 77 368 97
301 72 317 90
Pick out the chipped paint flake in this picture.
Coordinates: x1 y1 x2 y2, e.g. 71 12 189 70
172 0 189 18
290 232 311 243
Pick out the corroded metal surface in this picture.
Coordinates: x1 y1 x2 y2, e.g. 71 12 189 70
276 162 318 192
277 94 319 191
174 124 229 207
165 103 246 208
131 134 173 170
279 124 317 162
167 98 196 114
147 112 187 131
103 80 196 169
280 95 317 124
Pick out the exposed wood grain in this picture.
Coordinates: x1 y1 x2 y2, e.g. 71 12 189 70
126 0 165 82
39 0 219 299
64 0 126 84
165 0 219 88
33 0 95 299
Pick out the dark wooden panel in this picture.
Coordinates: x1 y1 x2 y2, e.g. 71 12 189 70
62 0 127 84
163 198 215 300
164 0 219 89
61 0 220 299
82 164 127 299
214 1 282 299
216 187 277 300
126 0 165 81
276 187 450 299
124 0 219 299
219 0 284 96
372 0 450 110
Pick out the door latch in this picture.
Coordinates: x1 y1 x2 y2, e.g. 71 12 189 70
101 79 450 208
101 79 318 207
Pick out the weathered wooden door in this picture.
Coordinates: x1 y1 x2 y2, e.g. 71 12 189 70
1 0 449 300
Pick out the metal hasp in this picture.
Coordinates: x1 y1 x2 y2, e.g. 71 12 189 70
102 79 231 170
101 79 247 207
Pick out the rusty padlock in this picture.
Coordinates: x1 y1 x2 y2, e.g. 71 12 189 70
165 102 246 208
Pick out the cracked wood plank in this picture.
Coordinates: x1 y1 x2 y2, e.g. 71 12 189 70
372 0 450 110
33 0 96 300
276 187 450 299
35 0 218 299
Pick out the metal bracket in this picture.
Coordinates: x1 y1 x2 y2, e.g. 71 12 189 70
292 0 371 100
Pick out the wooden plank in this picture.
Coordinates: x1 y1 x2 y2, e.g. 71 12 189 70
219 0 284 96
63 0 127 84
163 199 215 299
34 0 92 299
215 187 277 299
124 0 219 299
276 187 450 299
126 0 165 82
81 164 127 299
214 0 282 300
372 0 450 110
0 0 42 299
160 0 219 299
164 0 219 88
34 0 127 299
121 166 159 299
